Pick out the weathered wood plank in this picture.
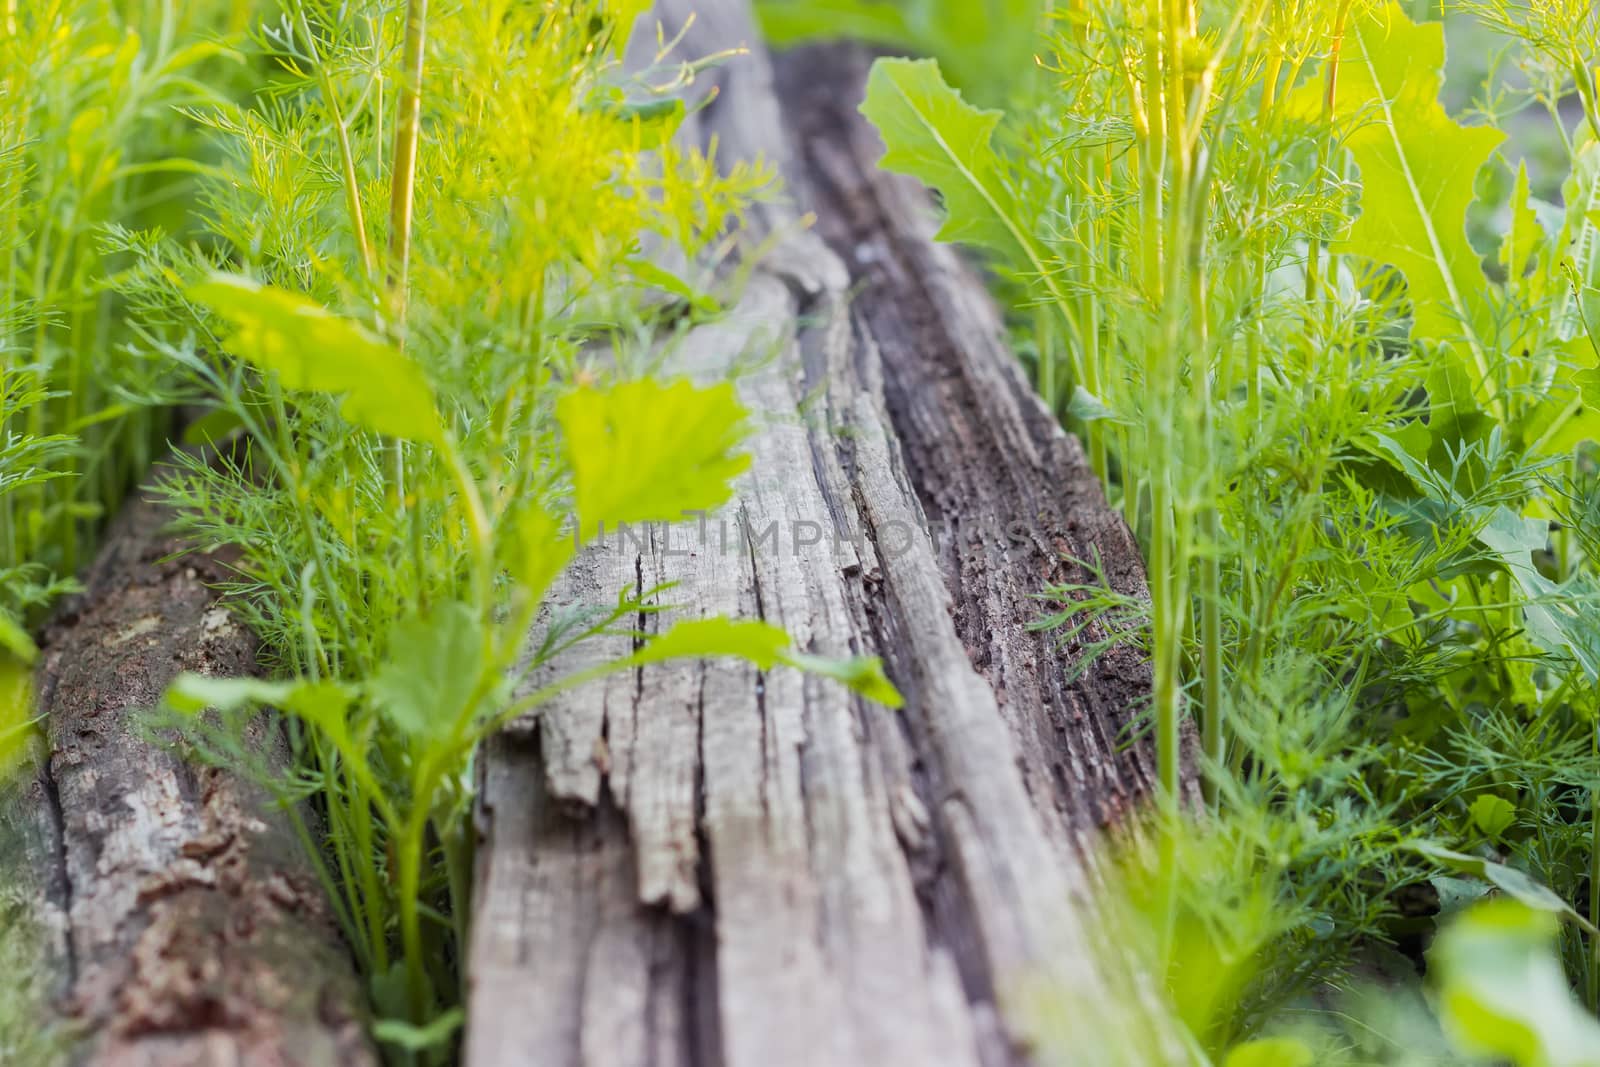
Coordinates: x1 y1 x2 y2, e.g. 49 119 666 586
771 39 1189 866
469 731 705 1067
515 543 639 809
29 489 374 1067
466 3 1188 1065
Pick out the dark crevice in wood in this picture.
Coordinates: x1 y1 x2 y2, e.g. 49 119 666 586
685 724 723 1067
842 438 1010 1033
36 674 78 988
736 507 775 842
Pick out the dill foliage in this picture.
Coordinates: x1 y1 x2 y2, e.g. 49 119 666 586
848 0 1600 1061
1 1 251 742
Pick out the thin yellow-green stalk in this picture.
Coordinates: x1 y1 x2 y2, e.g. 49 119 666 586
388 0 428 323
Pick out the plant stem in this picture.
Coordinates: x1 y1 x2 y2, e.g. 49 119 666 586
386 0 428 640
351 774 391 975
1037 303 1057 415
1135 0 1200 812
441 435 493 605
1076 145 1109 484
267 388 359 668
295 0 375 282
440 814 473 1001
396 814 429 1024
1193 279 1222 805
1590 725 1600 1011
387 0 428 325
283 785 366 970
1305 0 1352 307
1151 491 1183 797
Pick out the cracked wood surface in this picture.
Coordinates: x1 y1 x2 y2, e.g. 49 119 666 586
466 4 1186 1066
20 488 374 1067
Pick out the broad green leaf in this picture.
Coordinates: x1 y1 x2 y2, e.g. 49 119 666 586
164 673 361 758
1500 161 1545 283
783 651 904 708
895 0 1043 104
597 0 651 55
1469 795 1516 839
0 614 36 664
624 257 720 316
368 602 488 741
1579 366 1600 411
1223 1038 1314 1067
636 617 790 669
859 58 1033 263
1066 386 1121 425
1550 142 1600 346
759 1 916 56
1517 568 1600 685
1407 841 1599 936
368 963 412 1033
166 673 355 727
1365 432 1443 501
165 674 303 716
1522 141 1600 456
1422 357 1491 467
760 0 1044 106
1432 875 1492 917
583 92 685 150
635 618 904 706
1300 3 1504 400
1477 509 1600 682
858 57 1076 388
558 379 750 539
181 407 245 448
502 505 575 605
1366 437 1595 676
1477 507 1547 562
1534 399 1600 457
1431 899 1600 1067
373 1008 465 1053
189 273 444 444
0 658 35 783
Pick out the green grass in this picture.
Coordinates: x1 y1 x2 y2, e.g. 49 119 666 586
1 1 252 581
0 0 258 816
851 0 1600 1062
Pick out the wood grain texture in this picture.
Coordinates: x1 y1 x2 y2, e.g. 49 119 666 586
26 488 374 1067
467 4 1192 1066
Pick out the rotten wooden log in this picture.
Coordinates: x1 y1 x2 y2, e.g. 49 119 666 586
16 486 375 1067
465 4 1193 1066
